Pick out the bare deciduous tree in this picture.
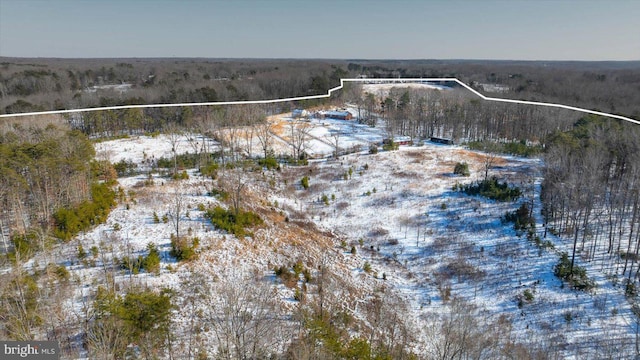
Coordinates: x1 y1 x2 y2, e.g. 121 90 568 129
169 184 186 240
201 269 282 360
425 299 508 360
254 121 274 159
165 123 183 177
86 315 128 360
289 119 311 160
365 292 414 358
327 130 340 159
217 167 248 217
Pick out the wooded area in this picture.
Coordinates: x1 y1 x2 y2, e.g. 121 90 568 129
0 125 114 258
542 116 640 291
2 58 639 119
1 58 640 358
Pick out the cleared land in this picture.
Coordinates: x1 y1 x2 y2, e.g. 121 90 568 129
67 112 636 357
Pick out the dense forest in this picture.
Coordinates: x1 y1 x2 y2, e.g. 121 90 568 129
0 125 116 258
542 116 640 291
342 83 579 143
2 58 639 119
1 58 640 358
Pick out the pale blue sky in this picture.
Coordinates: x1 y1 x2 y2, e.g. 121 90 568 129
1 0 638 60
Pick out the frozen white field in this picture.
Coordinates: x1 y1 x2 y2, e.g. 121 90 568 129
18 113 637 358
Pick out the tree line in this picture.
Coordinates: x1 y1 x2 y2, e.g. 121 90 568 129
0 123 115 261
542 116 640 293
1 58 640 357
0 58 348 115
2 58 639 120
344 84 581 145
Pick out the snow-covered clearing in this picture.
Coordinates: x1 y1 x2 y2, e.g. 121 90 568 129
217 110 387 159
289 145 636 356
362 83 451 98
37 113 638 358
95 133 219 167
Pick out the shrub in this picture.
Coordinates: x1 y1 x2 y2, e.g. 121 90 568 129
554 252 594 291
363 261 372 273
453 162 470 176
258 156 279 170
91 160 118 183
224 159 259 171
53 183 116 241
439 285 452 303
54 264 70 281
283 156 308 166
539 239 555 250
77 244 87 260
204 206 263 238
143 172 155 185
172 170 189 180
466 140 542 157
302 268 312 283
274 265 287 277
120 256 142 274
457 177 521 202
620 252 640 262
321 194 330 206
504 203 535 231
93 287 173 358
503 141 543 157
382 140 399 151
157 153 199 169
563 311 573 324
523 289 534 302
293 260 305 276
46 263 70 281
199 162 219 178
170 234 199 262
625 279 638 298
90 246 99 258
208 188 229 201
274 265 297 288
143 243 161 273
113 159 138 177
301 176 310 190
369 144 378 154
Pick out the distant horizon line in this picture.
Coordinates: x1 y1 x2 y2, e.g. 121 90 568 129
1 78 638 126
1 56 639 63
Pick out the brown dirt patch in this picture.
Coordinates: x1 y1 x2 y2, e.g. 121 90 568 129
454 149 508 166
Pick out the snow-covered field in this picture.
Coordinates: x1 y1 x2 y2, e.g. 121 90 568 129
290 145 636 356
95 133 219 169
35 112 638 358
362 83 451 98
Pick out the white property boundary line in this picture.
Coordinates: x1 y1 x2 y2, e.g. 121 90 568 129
1 78 638 126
